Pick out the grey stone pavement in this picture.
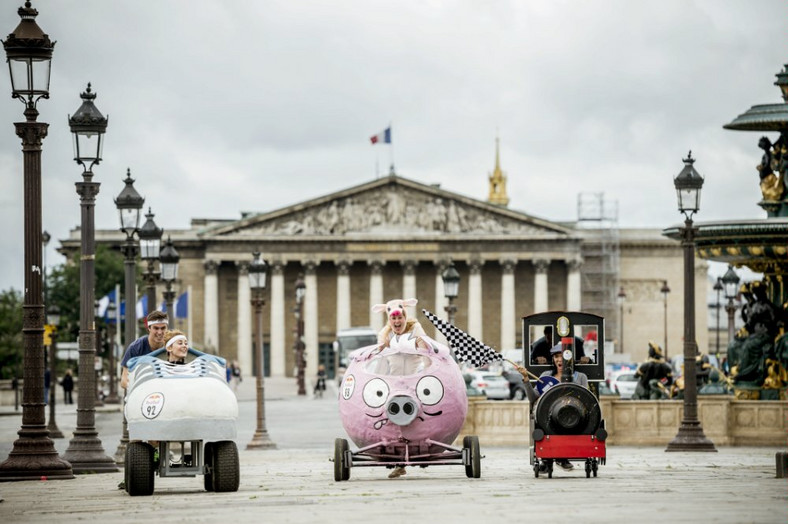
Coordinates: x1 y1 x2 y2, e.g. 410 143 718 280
0 378 786 524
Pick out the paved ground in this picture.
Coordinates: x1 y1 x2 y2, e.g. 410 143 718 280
0 378 786 523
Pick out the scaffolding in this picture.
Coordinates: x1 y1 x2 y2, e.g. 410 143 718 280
577 193 620 333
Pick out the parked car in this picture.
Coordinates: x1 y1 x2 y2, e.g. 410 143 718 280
608 369 638 399
502 369 528 400
465 371 510 400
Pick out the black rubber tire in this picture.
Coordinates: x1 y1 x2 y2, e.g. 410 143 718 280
512 387 526 401
464 435 481 479
212 441 240 492
126 442 155 496
334 438 350 481
585 459 591 478
203 442 215 492
533 460 540 478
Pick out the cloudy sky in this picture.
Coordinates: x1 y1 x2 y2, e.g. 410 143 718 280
0 0 785 292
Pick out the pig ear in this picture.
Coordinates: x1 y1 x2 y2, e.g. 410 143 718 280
402 298 418 307
371 304 387 313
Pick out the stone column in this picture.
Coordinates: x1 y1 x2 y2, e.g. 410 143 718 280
468 258 484 339
269 260 286 377
203 260 219 352
402 260 417 317
533 259 550 313
236 261 252 376
304 261 319 381
368 259 384 330
567 257 583 311
500 258 517 349
336 259 351 332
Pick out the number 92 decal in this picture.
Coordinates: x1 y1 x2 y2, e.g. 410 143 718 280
141 392 165 419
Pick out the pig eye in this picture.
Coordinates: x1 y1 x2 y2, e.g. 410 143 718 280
415 376 443 406
362 378 389 408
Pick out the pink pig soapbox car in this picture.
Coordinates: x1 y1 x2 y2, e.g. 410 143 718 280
124 347 240 496
334 333 482 480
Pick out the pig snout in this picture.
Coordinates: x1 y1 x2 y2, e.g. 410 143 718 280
386 395 419 426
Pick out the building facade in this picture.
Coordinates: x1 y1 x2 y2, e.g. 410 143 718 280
63 174 706 379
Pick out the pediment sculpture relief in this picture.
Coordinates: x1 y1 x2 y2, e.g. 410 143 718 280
242 188 548 237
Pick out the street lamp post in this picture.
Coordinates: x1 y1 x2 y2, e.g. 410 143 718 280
713 278 723 359
294 275 306 396
92 300 104 407
114 168 144 404
666 151 716 452
617 287 626 354
62 82 118 473
660 280 671 359
160 236 180 316
138 208 162 316
441 261 460 325
46 304 63 438
105 303 118 404
721 265 741 348
0 1 73 481
247 252 276 449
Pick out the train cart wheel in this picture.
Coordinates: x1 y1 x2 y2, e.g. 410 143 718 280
334 438 350 481
546 460 553 479
203 442 215 492
211 441 240 492
585 459 592 478
126 441 155 496
463 435 481 479
592 459 599 477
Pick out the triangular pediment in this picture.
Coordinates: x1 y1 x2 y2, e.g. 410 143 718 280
206 175 571 239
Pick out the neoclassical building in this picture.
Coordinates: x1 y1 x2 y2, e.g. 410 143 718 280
63 153 707 379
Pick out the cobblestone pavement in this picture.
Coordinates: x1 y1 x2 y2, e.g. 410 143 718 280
0 378 786 523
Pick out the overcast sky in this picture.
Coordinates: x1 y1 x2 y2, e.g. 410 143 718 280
0 0 785 292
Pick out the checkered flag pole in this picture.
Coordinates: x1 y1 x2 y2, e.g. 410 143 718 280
421 309 503 367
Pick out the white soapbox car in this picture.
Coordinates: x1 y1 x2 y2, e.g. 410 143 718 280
124 347 240 496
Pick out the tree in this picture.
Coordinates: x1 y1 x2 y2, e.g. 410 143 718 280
47 244 129 343
0 288 23 380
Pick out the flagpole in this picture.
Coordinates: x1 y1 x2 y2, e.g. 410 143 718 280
187 284 193 343
388 122 394 174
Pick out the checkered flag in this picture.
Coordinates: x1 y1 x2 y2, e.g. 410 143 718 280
422 309 503 367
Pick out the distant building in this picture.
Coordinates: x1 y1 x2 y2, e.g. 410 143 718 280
60 147 702 378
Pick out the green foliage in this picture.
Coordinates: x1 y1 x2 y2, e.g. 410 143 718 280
47 244 128 342
0 288 23 379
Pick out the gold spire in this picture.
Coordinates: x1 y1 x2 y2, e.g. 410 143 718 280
488 135 509 206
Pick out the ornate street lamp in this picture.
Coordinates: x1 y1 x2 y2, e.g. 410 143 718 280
92 299 104 407
138 207 162 316
114 205 157 463
660 280 671 359
294 275 306 396
441 261 460 325
721 265 740 347
61 81 118 473
114 168 143 399
617 286 626 354
0 1 73 481
104 302 119 404
160 236 180 315
46 304 63 439
713 278 723 359
247 252 276 449
666 151 716 452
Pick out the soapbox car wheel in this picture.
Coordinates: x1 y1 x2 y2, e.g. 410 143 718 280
206 441 240 492
334 438 350 481
126 441 155 496
463 435 481 479
203 442 215 491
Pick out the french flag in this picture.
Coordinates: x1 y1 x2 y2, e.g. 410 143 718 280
370 127 391 145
